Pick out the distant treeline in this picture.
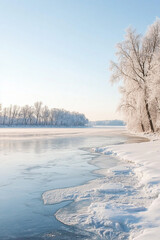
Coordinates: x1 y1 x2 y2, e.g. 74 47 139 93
0 102 88 127
90 120 125 126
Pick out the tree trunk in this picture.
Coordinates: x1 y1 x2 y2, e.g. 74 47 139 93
145 100 155 132
141 122 145 132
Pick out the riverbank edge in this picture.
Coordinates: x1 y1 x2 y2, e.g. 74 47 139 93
42 131 150 239
95 131 160 240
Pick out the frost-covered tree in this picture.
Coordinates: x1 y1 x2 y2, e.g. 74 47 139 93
7 105 21 125
20 105 33 125
41 106 50 125
34 101 43 125
0 102 88 127
1 107 7 125
110 19 160 132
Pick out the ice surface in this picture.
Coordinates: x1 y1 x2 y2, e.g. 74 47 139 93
43 165 154 239
1 127 135 239
43 135 160 239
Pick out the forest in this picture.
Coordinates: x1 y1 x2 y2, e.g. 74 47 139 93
0 102 88 127
110 19 160 132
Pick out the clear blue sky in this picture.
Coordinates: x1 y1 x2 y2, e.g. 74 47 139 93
0 0 160 120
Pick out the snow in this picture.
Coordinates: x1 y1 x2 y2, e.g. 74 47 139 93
94 137 160 239
43 135 160 239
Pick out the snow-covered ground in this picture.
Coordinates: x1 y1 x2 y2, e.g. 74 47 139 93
93 134 160 239
43 133 160 239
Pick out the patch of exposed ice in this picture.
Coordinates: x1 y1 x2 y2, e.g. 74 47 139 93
43 133 160 239
43 161 155 239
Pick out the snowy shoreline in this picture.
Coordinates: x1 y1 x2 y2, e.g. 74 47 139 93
43 132 160 239
94 133 160 239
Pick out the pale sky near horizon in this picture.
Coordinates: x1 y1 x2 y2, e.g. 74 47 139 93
0 0 160 121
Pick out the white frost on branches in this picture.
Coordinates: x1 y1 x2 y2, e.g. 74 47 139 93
110 19 160 132
0 102 88 127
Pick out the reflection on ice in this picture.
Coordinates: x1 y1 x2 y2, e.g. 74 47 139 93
0 127 148 239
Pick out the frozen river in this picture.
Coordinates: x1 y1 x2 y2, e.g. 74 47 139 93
0 127 148 240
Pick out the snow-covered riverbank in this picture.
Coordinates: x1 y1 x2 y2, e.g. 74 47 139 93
94 134 160 239
43 133 160 239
